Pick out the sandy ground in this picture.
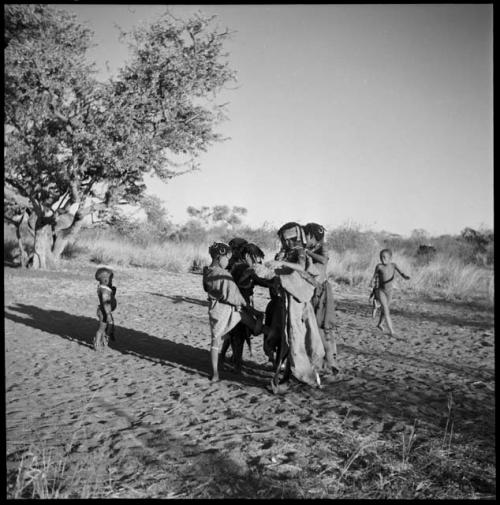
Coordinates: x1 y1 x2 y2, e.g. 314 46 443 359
4 264 495 498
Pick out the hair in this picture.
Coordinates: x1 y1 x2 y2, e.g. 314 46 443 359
277 221 302 237
380 248 393 258
228 237 248 250
303 222 325 242
277 222 306 248
208 242 231 259
95 267 113 284
241 242 265 261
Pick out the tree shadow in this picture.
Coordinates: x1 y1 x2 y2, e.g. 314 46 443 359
147 292 209 307
4 303 266 389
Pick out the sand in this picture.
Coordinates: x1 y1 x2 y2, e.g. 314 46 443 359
4 264 495 498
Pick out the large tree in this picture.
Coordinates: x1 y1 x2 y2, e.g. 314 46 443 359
4 5 235 268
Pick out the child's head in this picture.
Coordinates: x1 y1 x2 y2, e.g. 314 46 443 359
209 242 232 268
303 222 325 247
277 222 305 250
380 248 392 264
228 237 248 262
95 267 114 286
241 243 265 266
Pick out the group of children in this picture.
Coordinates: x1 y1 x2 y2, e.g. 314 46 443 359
92 225 410 389
202 222 343 384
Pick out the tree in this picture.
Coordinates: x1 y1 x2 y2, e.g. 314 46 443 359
4 5 236 268
186 205 247 227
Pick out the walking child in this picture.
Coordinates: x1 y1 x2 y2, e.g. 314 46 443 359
202 242 266 382
369 248 410 336
303 222 340 375
94 267 117 351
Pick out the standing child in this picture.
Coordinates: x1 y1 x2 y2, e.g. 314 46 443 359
202 242 266 382
303 223 340 375
94 267 117 351
227 237 248 272
220 243 277 370
369 248 410 336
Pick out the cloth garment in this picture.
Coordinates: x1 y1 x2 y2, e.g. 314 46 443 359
311 279 336 330
202 265 246 348
268 267 325 387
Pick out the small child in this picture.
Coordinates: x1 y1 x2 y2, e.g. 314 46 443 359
202 242 266 382
227 237 249 272
303 222 340 375
369 248 410 336
221 242 277 368
94 267 117 351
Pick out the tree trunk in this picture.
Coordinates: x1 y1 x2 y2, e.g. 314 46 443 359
51 212 86 260
15 217 28 268
31 223 56 269
29 210 87 269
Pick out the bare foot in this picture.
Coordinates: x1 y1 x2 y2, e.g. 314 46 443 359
376 324 384 332
209 374 220 383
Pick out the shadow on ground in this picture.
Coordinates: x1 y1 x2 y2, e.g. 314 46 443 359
4 303 265 389
147 292 209 307
5 301 495 447
336 298 494 329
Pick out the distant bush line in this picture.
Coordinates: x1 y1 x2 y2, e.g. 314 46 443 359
4 222 493 304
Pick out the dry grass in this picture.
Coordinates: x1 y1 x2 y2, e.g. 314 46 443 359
3 223 493 303
326 249 493 304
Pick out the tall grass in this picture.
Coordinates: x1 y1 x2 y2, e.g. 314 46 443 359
4 222 493 302
77 234 208 273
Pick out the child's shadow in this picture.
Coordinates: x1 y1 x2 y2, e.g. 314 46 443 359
148 292 209 307
4 303 264 388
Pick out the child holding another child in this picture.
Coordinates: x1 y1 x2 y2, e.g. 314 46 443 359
202 242 267 382
303 223 340 375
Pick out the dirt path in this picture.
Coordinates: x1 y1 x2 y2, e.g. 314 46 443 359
4 264 495 498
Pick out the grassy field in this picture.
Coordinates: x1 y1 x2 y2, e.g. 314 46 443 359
4 224 493 304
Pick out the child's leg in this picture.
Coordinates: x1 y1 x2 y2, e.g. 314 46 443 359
321 328 340 373
94 308 106 350
94 323 107 350
220 336 231 363
231 327 246 372
377 290 395 335
210 334 224 381
245 328 253 357
210 346 220 381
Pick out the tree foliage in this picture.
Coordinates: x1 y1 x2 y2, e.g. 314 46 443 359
4 4 236 268
186 205 247 227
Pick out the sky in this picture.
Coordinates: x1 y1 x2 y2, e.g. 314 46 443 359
58 4 493 236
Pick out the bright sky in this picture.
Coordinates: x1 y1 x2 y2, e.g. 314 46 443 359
58 4 493 236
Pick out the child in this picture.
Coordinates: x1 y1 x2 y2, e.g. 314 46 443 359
227 237 248 271
369 248 410 336
202 242 266 382
266 222 325 389
221 243 277 369
303 222 340 375
94 267 117 351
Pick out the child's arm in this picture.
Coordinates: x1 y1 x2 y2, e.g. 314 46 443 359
305 248 328 265
394 264 410 280
219 274 247 309
369 265 379 288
